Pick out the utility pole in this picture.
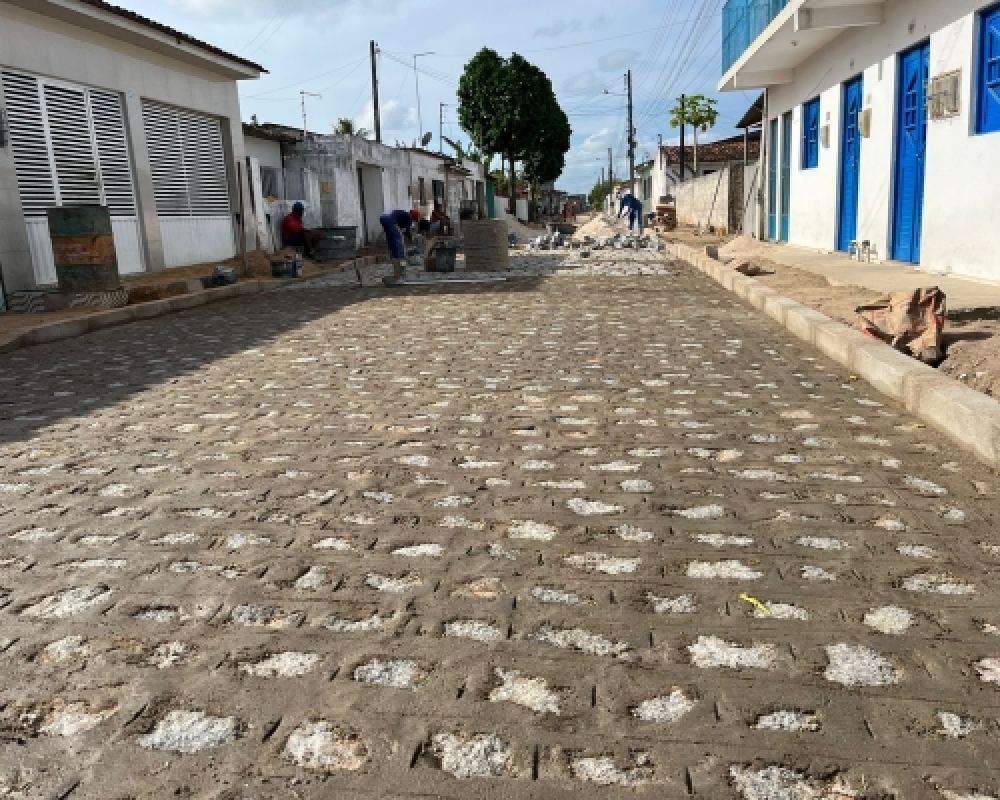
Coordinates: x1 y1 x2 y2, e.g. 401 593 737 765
370 40 381 143
627 70 636 196
678 93 686 184
300 91 321 141
413 52 434 142
439 103 448 154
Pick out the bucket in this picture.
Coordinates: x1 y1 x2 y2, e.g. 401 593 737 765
46 205 120 293
435 244 457 273
271 258 294 278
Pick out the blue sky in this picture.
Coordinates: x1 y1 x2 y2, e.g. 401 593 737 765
113 0 759 193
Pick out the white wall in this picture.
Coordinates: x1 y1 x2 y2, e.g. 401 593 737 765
244 136 282 171
765 0 999 278
0 3 256 287
921 16 1000 280
675 168 731 229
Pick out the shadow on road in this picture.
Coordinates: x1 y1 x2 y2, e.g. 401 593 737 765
0 276 548 448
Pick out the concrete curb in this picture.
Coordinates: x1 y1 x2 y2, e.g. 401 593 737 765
0 280 267 355
667 241 1000 470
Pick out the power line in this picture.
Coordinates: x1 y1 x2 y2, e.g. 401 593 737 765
242 56 369 99
239 10 283 54
244 15 290 58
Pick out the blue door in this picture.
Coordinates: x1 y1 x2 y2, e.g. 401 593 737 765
767 118 778 240
779 111 792 241
892 42 930 263
838 75 864 252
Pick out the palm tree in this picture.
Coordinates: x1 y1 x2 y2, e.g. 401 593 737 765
668 95 719 175
333 117 372 138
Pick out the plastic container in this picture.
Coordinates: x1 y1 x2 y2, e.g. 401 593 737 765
271 258 294 278
434 244 457 273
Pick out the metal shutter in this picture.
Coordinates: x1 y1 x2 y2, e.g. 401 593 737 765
1 71 56 216
2 72 137 217
90 89 137 217
42 83 101 207
142 100 230 218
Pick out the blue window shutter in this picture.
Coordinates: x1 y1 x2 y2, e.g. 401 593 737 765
979 4 1000 134
801 98 820 168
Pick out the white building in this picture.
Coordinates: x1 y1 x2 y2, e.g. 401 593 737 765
277 134 485 247
0 0 263 292
720 0 1000 280
650 132 761 207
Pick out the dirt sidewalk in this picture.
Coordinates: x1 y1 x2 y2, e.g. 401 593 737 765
707 241 1000 399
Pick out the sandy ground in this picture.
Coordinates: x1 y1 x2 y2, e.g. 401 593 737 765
709 237 1000 400
0 250 998 797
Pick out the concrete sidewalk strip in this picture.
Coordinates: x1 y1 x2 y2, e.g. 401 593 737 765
0 281 267 354
668 241 1000 469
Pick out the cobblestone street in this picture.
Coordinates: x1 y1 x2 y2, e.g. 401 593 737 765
1 251 999 799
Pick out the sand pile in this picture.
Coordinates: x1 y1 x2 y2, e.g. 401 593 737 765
500 213 541 244
573 214 626 241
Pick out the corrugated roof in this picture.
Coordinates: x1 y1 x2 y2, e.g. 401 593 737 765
659 132 761 165
75 0 266 73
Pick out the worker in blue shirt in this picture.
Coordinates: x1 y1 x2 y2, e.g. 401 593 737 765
379 209 415 285
618 192 643 234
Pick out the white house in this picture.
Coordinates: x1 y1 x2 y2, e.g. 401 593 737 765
650 132 761 207
278 135 485 247
0 0 263 292
720 0 1000 280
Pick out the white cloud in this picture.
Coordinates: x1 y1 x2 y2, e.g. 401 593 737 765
533 20 583 38
354 99 418 135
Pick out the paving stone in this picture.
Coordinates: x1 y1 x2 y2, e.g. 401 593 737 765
0 250 996 796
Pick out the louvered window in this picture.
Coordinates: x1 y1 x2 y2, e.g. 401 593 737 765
91 90 138 216
142 100 231 217
1 71 137 217
2 71 56 215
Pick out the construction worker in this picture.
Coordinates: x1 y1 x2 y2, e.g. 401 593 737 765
618 192 643 234
379 209 415 286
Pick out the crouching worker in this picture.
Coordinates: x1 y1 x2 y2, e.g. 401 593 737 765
281 202 322 257
618 192 643 234
379 209 415 286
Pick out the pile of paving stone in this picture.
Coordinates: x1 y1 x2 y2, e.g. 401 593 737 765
526 231 665 256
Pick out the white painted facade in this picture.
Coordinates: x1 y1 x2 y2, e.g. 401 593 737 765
243 136 282 171
0 1 261 291
281 137 485 246
724 0 1000 280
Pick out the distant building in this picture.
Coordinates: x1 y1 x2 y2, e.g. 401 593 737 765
0 0 264 291
650 132 761 207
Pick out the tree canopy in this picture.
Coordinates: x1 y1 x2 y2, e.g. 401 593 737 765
458 48 571 210
668 94 719 172
333 117 371 138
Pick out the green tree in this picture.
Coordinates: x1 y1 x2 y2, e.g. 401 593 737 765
588 179 612 210
333 117 371 138
458 48 571 216
668 94 719 174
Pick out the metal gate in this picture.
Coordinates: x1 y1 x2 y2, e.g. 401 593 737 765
1 70 144 285
141 100 234 268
